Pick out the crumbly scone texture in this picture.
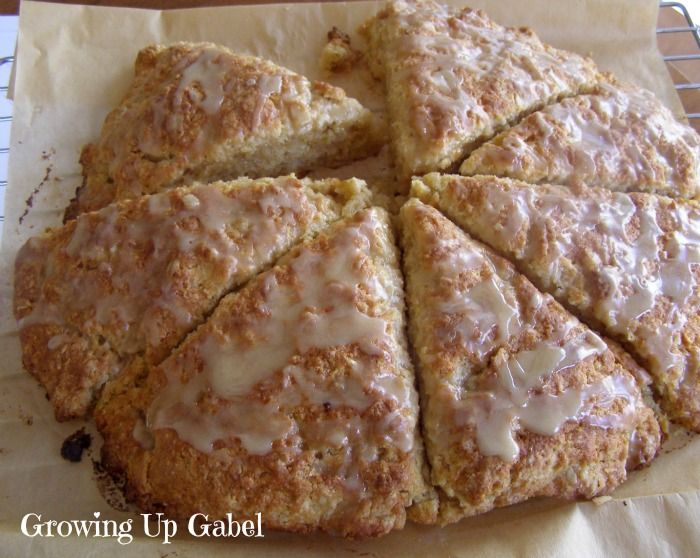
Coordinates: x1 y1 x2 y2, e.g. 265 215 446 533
400 198 661 524
360 0 601 182
95 208 436 537
14 175 370 420
412 173 700 431
459 77 700 199
68 41 385 218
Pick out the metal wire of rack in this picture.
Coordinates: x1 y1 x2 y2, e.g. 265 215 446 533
0 53 13 236
0 4 699 237
658 1 700 121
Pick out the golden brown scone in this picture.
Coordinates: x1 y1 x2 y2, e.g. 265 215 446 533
400 199 661 523
460 77 700 199
360 0 601 182
95 208 435 537
14 176 370 420
68 42 385 218
412 174 700 431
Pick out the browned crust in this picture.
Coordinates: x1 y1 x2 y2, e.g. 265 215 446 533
459 78 700 200
360 0 601 181
14 176 369 420
400 198 661 523
412 174 700 432
71 42 385 218
95 208 431 537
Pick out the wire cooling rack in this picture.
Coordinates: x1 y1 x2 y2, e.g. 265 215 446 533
658 1 700 121
0 12 15 243
0 4 699 243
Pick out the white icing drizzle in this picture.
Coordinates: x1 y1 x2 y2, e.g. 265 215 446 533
146 211 415 472
47 334 71 351
476 185 700 381
457 323 638 462
173 47 226 116
251 74 283 129
17 179 312 360
438 275 522 360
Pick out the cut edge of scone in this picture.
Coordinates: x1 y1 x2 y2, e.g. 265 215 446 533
360 0 602 183
14 175 371 421
411 173 700 433
94 207 434 538
399 198 662 524
66 41 387 220
458 76 700 200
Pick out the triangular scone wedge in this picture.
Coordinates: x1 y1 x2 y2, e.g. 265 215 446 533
14 176 370 420
460 79 700 199
412 174 700 431
95 208 436 537
400 199 661 523
360 0 600 182
68 42 385 218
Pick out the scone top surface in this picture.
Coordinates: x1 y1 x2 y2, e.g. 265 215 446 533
72 42 383 216
95 207 431 538
400 198 661 522
14 175 369 420
361 0 600 181
412 173 700 431
460 78 700 199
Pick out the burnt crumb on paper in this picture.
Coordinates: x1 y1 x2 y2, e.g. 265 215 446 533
18 149 56 225
18 411 34 426
61 428 92 462
320 26 361 73
92 458 131 512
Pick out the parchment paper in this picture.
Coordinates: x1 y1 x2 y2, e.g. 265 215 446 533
1 1 698 556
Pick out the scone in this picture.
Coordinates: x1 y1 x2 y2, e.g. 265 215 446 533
361 0 600 182
95 208 436 537
460 78 700 199
68 42 385 218
14 175 370 420
412 174 700 431
400 198 661 523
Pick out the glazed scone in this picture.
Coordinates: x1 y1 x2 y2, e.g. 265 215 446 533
68 42 385 218
14 175 370 420
361 0 600 182
412 174 700 431
400 199 661 523
95 208 436 537
460 78 700 199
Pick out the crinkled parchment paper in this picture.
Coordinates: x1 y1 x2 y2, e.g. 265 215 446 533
1 1 698 556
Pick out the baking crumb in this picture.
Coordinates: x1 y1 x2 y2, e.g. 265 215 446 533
592 495 612 506
622 501 628 507
320 27 361 73
61 428 92 462
92 459 131 512
19 412 34 426
19 164 52 225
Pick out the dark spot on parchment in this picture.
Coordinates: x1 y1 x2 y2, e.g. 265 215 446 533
61 428 92 462
92 458 131 512
18 164 52 225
